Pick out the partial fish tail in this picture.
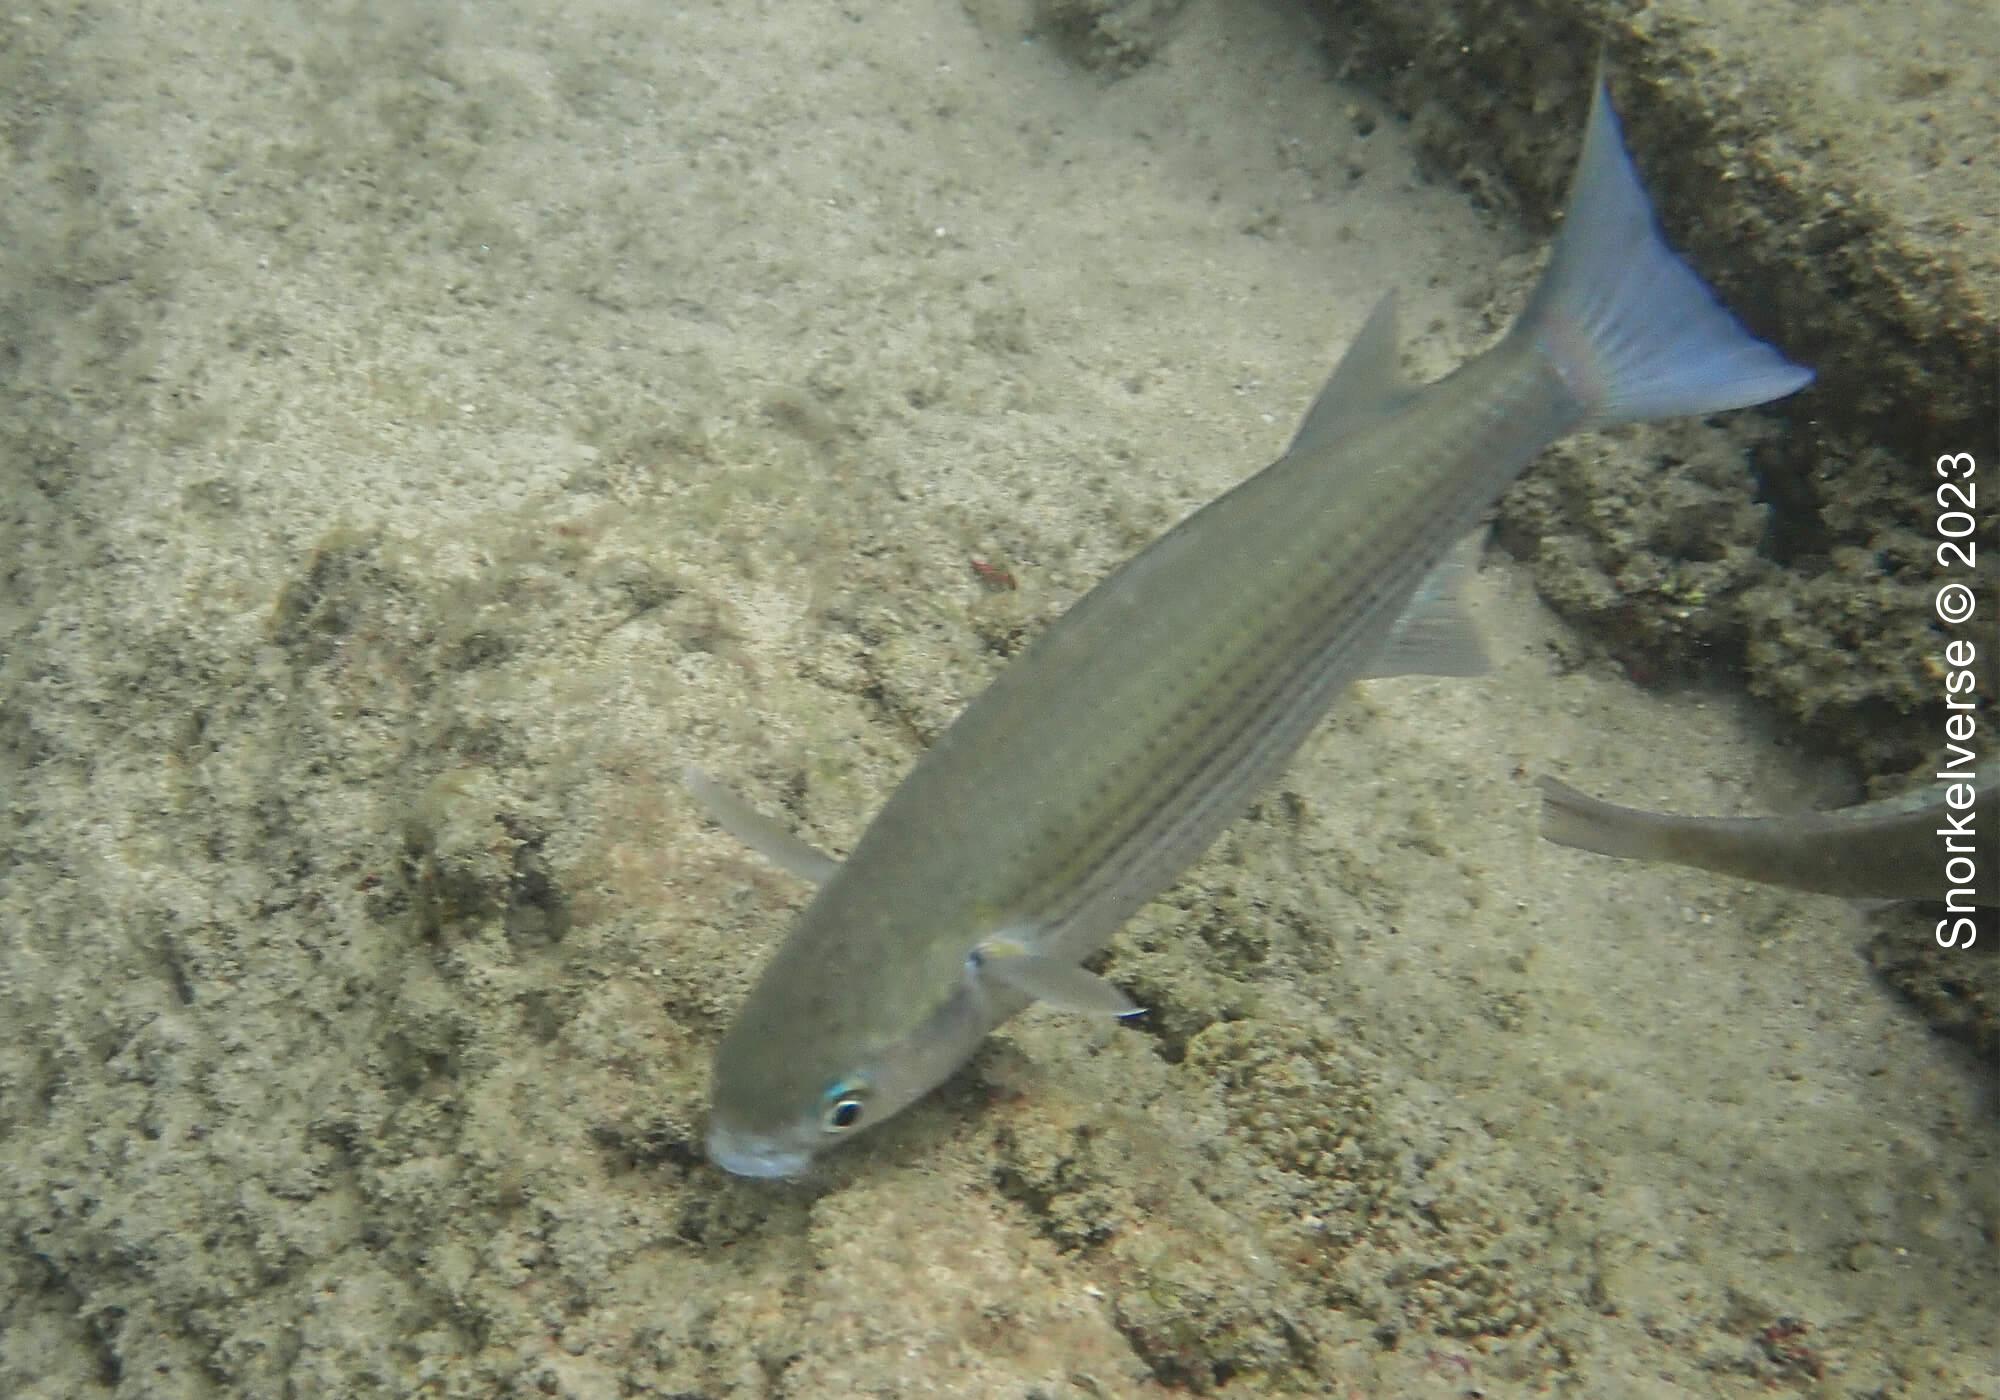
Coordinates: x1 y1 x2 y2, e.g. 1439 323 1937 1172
1515 81 1812 426
1537 776 1683 862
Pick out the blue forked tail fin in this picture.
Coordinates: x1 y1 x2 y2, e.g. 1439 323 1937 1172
1517 81 1812 426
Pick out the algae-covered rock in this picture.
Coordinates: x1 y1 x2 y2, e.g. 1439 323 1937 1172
1866 916 2000 1067
1031 0 1190 73
1186 1019 1551 1342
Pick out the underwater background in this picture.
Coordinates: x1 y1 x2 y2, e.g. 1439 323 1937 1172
2 0 1994 1394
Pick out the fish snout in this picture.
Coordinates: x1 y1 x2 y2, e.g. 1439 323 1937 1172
704 1117 813 1180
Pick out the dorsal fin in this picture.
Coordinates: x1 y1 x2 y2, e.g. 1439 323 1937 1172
1285 292 1414 457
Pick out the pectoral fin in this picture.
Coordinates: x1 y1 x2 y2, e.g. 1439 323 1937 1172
682 766 840 884
972 942 1142 1017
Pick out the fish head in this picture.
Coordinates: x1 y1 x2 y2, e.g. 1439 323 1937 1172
705 989 988 1179
705 894 998 1179
703 1060 884 1181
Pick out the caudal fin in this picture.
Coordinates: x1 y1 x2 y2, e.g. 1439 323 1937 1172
1517 81 1812 426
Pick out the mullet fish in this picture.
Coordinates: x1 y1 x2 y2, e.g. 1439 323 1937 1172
694 79 1813 1178
1539 774 1997 906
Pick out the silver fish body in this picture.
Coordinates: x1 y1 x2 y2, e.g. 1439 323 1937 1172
701 80 1813 1178
1539 774 1998 907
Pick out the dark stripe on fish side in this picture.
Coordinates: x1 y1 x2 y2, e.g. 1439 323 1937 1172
1010 359 1577 952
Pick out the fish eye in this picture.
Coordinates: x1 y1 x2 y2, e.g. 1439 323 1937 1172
819 1080 870 1134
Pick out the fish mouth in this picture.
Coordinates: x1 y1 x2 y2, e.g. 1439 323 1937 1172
705 1120 812 1180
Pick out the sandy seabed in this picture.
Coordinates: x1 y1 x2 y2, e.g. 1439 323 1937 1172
2 1 1994 1396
